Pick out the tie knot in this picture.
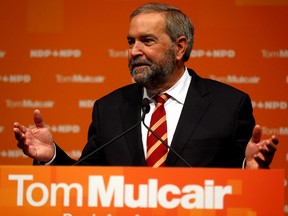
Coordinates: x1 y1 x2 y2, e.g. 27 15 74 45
154 93 170 104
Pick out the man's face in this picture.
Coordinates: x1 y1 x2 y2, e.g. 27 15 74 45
127 12 177 90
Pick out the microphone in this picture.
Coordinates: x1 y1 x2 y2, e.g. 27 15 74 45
141 97 150 115
73 99 150 166
142 100 192 167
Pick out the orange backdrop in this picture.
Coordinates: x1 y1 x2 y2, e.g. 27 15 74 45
0 0 287 213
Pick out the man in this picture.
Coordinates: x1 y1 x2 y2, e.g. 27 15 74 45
14 3 278 168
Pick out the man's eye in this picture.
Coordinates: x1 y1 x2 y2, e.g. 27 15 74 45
143 39 155 45
127 39 135 46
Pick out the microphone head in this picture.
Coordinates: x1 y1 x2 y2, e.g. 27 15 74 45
142 98 150 114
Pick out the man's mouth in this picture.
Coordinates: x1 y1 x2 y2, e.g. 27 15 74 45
133 64 149 70
132 61 151 69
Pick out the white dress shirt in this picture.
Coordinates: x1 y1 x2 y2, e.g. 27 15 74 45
141 68 192 157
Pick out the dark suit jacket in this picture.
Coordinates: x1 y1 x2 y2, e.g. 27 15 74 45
53 69 255 167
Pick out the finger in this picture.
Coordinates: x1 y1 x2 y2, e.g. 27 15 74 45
34 109 45 128
17 141 25 150
271 135 279 145
13 122 27 133
13 123 27 141
254 155 270 168
259 145 276 156
266 141 277 152
251 125 262 143
262 136 278 151
258 141 276 164
13 128 23 141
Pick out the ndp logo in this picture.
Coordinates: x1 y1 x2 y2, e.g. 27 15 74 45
252 101 287 110
79 100 95 108
45 124 80 134
28 124 80 133
0 74 31 83
30 49 81 58
191 49 235 58
0 149 26 159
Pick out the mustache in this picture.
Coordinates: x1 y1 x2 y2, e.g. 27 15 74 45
129 58 152 68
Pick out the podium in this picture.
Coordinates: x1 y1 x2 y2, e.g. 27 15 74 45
0 166 284 216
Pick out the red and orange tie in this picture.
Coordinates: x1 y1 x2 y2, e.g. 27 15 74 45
146 93 170 167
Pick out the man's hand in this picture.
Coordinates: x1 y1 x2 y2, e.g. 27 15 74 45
14 109 55 163
245 125 278 169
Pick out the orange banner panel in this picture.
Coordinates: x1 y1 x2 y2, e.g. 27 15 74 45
0 166 284 216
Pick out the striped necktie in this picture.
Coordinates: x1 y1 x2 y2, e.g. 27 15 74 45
146 93 170 167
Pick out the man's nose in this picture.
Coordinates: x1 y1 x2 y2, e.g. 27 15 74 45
129 41 144 57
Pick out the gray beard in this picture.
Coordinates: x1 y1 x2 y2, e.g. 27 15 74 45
129 49 176 89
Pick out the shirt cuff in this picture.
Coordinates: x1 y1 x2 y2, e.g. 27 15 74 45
242 158 246 169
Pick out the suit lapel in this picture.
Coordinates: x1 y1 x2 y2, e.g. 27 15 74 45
120 85 146 165
165 70 211 166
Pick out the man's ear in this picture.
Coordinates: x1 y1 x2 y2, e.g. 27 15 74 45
175 36 188 61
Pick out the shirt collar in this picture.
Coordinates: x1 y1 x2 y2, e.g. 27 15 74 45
143 68 191 105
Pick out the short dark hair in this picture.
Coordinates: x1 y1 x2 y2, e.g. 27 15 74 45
130 2 194 62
